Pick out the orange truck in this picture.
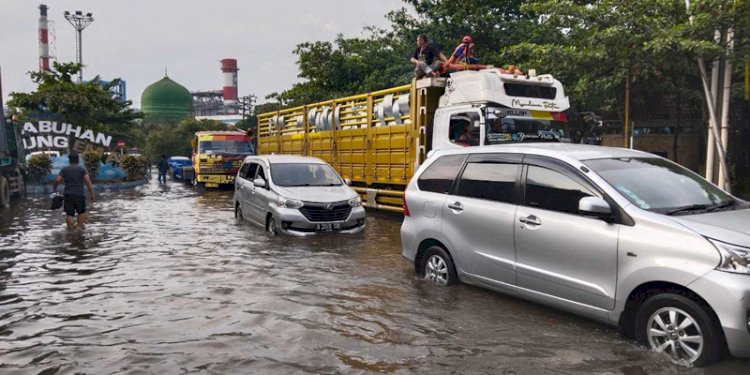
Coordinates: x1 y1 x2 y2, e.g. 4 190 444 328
191 130 254 190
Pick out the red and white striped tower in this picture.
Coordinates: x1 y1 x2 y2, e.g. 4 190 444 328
38 4 52 71
221 59 238 107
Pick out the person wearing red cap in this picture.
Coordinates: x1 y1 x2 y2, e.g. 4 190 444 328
448 35 481 66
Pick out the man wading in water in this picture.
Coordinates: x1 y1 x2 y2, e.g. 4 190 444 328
53 153 96 230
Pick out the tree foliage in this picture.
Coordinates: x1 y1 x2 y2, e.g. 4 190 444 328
143 118 228 160
267 0 747 119
268 30 413 106
8 62 142 131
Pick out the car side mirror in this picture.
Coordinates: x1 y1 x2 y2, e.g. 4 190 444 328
253 178 266 188
579 196 612 220
344 178 352 186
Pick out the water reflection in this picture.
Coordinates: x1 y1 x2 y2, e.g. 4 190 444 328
0 178 747 373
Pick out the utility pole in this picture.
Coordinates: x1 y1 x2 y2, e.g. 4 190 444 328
238 94 257 151
238 94 257 123
64 10 94 83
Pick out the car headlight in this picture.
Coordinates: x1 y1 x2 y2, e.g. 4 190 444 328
277 197 304 209
348 196 361 207
709 239 750 274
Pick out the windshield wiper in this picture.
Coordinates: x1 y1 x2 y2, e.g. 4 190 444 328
665 204 712 216
705 201 736 212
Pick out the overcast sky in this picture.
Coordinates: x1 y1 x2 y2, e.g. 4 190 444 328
1 0 410 108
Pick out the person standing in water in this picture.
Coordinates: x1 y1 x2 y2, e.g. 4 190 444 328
53 153 96 230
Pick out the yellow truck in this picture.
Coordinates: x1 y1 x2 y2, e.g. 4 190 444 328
258 69 571 212
191 130 254 190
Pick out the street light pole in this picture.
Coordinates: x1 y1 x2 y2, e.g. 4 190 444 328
64 10 94 83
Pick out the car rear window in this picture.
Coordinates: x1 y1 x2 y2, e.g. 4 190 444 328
417 154 466 194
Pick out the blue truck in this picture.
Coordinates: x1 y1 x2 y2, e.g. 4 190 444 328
168 156 193 182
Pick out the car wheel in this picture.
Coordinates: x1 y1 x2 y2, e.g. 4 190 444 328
421 246 457 286
266 215 278 236
235 203 243 221
635 292 722 366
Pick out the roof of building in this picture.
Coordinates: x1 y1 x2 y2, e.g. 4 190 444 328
140 74 192 123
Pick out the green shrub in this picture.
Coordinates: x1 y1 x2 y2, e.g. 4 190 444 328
83 151 101 180
27 153 53 184
121 155 149 181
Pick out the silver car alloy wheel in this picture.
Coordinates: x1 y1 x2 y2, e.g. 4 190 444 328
425 254 449 285
647 307 704 363
267 217 277 235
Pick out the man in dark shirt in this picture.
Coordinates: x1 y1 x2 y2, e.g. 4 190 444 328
410 34 448 78
157 155 169 183
53 153 96 230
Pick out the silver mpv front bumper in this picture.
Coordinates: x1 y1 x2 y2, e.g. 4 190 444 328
272 202 366 236
688 270 750 358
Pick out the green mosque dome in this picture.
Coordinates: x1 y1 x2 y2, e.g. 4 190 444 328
140 74 192 123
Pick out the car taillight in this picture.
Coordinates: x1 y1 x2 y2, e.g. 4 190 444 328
402 194 410 216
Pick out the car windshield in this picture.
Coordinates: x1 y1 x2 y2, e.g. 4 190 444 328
199 140 253 154
584 157 733 215
271 163 343 187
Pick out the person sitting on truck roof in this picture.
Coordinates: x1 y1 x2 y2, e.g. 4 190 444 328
447 35 481 66
410 34 448 78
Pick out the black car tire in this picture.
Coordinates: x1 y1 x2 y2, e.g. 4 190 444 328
635 292 723 367
266 215 277 236
421 246 457 286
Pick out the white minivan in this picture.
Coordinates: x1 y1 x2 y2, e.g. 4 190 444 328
401 143 750 366
234 155 365 236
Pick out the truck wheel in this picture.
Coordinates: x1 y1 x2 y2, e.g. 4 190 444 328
194 181 206 193
635 292 722 366
0 176 10 208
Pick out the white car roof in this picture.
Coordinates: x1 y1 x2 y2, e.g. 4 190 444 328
244 154 327 165
432 143 652 162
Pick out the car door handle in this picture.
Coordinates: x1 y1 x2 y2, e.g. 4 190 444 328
519 215 541 226
447 202 464 211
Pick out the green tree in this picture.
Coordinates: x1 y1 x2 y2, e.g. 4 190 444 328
8 62 142 132
509 0 748 114
268 29 412 106
389 0 554 66
143 118 228 160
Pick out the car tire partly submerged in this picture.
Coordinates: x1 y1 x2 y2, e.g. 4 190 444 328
235 204 243 221
266 215 278 236
421 246 457 286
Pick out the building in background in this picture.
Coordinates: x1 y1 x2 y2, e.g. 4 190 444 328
91 79 127 103
141 74 192 123
190 58 242 125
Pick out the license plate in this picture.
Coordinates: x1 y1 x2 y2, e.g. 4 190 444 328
316 223 341 232
205 183 219 187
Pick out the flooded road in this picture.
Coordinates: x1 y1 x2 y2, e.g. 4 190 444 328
1 178 748 374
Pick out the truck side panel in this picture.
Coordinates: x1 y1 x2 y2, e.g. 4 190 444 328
258 84 430 212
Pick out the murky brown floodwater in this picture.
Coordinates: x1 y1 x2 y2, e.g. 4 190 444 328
1 176 749 374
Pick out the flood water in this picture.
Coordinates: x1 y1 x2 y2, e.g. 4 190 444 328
1 177 749 374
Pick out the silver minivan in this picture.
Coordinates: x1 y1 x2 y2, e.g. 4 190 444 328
401 143 750 366
234 155 365 236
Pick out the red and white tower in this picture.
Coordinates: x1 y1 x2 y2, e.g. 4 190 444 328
221 59 238 106
39 4 52 71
